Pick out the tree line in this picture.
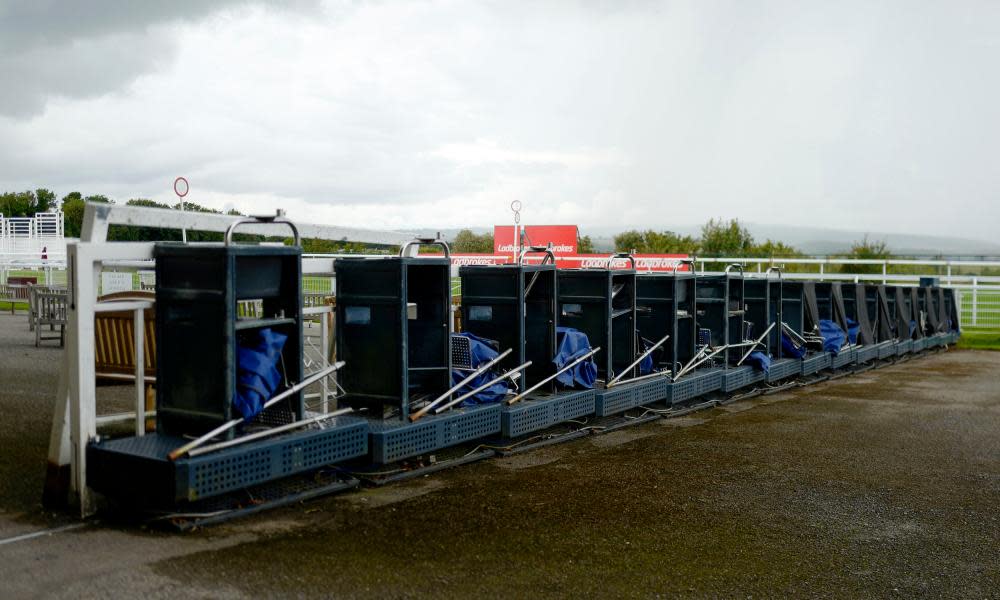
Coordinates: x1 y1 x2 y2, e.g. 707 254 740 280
0 189 379 253
3 189 894 270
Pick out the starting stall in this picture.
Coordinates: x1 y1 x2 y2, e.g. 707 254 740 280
86 216 369 512
842 283 878 365
864 284 899 362
459 247 596 439
724 268 780 391
335 239 500 465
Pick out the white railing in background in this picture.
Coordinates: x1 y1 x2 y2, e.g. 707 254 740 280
13 249 1000 329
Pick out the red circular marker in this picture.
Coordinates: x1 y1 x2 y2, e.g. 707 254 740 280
173 176 189 198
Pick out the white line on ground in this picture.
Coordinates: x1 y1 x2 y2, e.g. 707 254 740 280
0 522 88 546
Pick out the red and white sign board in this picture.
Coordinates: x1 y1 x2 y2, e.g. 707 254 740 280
494 225 578 257
565 254 690 271
448 253 690 271
447 224 690 272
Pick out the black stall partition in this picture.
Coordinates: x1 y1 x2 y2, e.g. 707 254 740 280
460 247 558 392
557 254 637 382
843 283 875 346
635 261 697 373
335 249 452 421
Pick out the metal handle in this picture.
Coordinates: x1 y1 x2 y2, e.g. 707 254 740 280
724 263 744 275
672 259 695 274
607 252 637 269
225 210 300 246
519 244 555 265
399 236 451 258
766 266 782 280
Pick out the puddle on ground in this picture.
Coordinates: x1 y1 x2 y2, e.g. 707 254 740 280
659 417 709 428
338 479 444 509
493 447 567 470
589 428 658 448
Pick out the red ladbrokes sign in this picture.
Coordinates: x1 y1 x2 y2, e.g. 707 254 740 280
494 225 578 256
448 224 691 271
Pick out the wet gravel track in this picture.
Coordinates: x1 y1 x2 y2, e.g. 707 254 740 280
1 312 997 598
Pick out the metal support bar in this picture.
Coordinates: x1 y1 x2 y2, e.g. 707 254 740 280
187 408 354 458
736 322 776 366
168 361 346 461
606 334 670 387
434 361 532 414
409 348 513 422
673 345 728 381
507 347 601 405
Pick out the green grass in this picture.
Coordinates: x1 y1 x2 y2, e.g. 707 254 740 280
0 301 28 311
956 331 1000 351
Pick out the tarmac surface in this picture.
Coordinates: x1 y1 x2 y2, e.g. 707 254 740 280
1 311 998 598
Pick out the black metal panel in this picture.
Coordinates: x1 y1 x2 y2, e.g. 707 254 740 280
635 273 696 373
460 264 557 390
781 281 805 342
557 268 637 381
335 257 451 421
843 283 875 346
864 284 894 343
154 243 303 437
906 286 924 339
695 273 744 366
744 278 781 356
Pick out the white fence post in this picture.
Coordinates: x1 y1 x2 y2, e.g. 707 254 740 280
882 261 887 284
971 277 978 326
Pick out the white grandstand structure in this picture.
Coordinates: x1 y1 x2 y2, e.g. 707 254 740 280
0 211 67 283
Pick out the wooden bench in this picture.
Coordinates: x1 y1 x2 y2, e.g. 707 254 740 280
94 291 157 431
94 291 157 384
34 290 68 347
1 283 31 313
28 285 67 331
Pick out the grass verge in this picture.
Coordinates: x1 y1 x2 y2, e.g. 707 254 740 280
957 331 1000 351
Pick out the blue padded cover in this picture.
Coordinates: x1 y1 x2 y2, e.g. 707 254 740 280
235 328 288 421
554 327 598 389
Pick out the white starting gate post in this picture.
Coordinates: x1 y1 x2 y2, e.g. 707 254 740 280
44 201 412 515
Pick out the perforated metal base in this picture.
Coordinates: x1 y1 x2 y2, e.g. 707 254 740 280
831 348 856 369
801 353 832 376
594 377 671 417
87 416 369 506
502 389 595 437
855 345 879 364
368 403 501 464
876 341 897 360
767 358 801 383
721 366 766 392
667 368 723 405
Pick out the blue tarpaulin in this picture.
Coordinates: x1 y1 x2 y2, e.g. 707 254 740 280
637 332 654 375
746 351 771 375
452 332 511 406
846 317 860 345
235 328 288 421
554 327 598 389
909 320 918 338
781 331 807 359
819 319 846 355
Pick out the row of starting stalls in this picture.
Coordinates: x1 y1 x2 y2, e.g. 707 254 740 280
87 233 961 525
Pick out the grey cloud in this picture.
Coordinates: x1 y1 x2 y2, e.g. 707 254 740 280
0 0 318 117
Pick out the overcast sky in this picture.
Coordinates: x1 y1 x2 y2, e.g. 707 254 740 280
1 1 998 240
